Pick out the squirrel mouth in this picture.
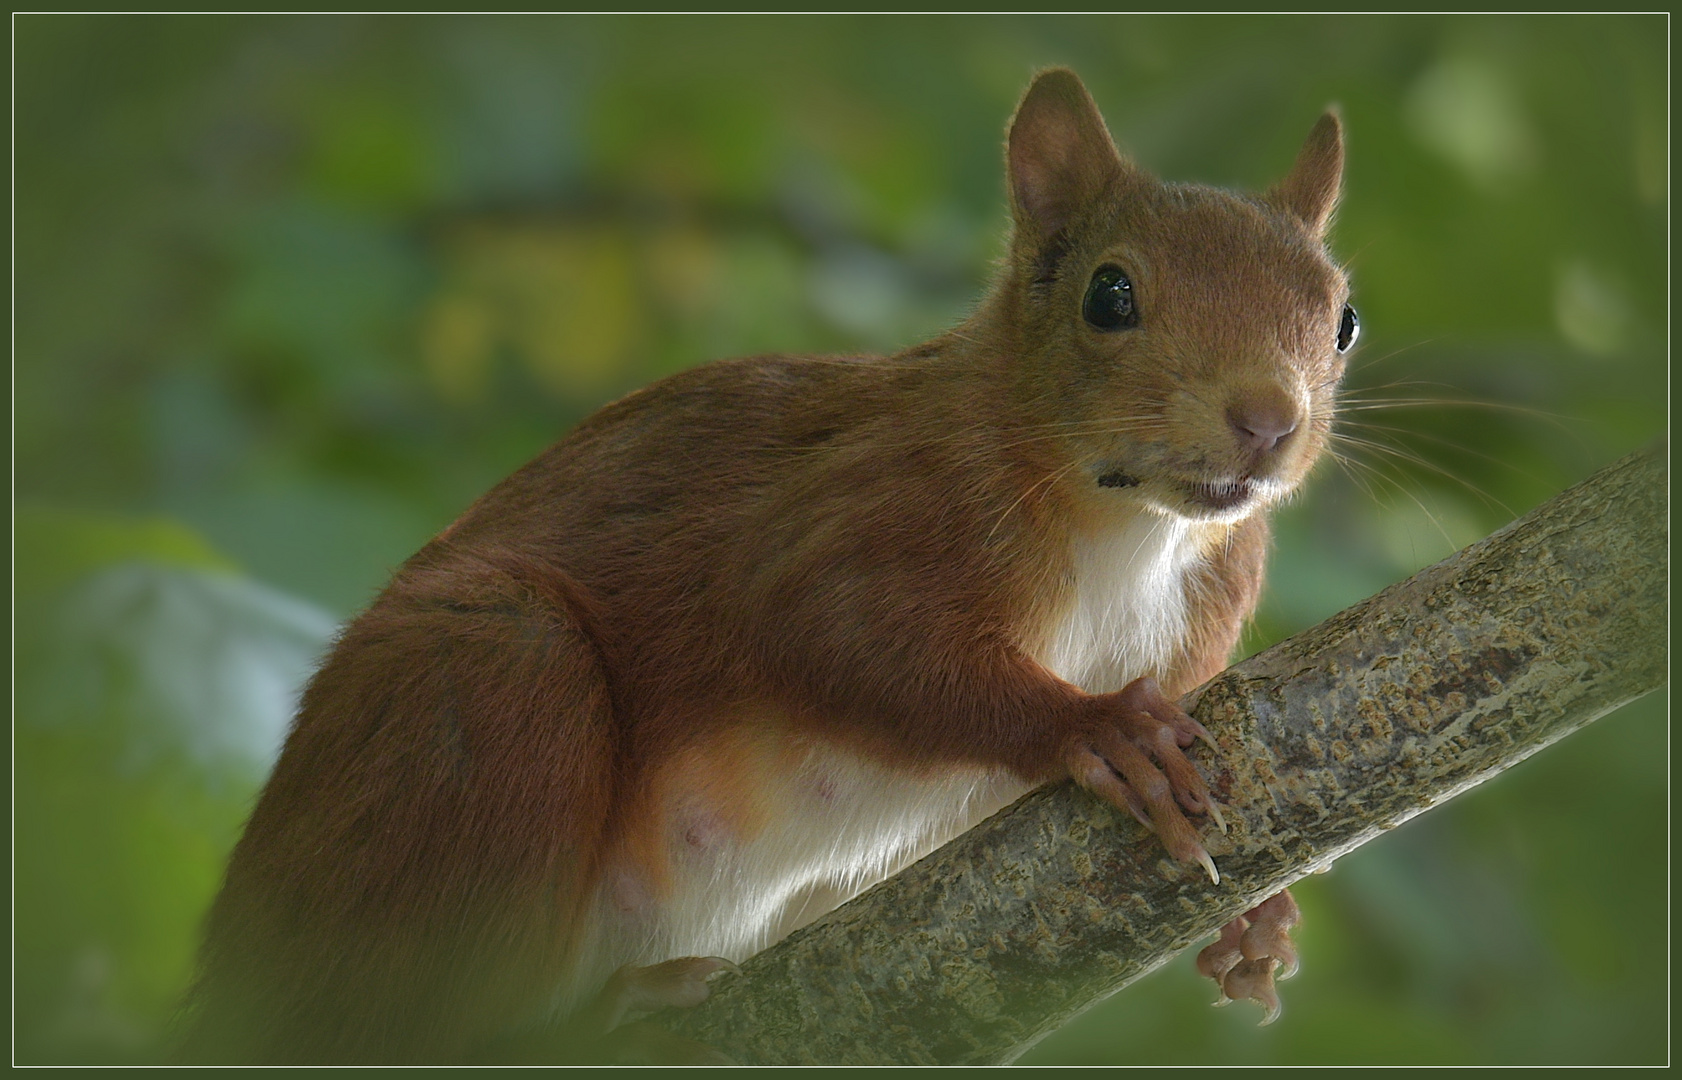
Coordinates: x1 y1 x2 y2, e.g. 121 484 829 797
1182 478 1256 512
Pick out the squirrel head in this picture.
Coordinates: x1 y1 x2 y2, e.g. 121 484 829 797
989 68 1353 525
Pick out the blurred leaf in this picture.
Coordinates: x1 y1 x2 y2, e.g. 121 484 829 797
15 506 236 601
15 510 335 1063
36 564 335 775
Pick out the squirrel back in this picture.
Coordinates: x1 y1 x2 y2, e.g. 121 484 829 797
181 68 1350 1062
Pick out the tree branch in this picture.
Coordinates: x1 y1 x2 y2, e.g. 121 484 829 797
669 443 1667 1065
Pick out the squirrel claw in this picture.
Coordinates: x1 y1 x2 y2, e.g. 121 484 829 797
1205 797 1228 835
1199 888 1301 1027
1072 676 1227 880
1221 957 1282 1027
1195 848 1221 885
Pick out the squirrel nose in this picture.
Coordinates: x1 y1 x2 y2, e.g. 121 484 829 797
1226 396 1300 454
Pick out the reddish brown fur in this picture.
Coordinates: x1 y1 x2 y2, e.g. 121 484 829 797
180 69 1350 1062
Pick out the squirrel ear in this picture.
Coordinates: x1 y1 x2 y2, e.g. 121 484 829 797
1273 111 1344 237
1007 69 1125 241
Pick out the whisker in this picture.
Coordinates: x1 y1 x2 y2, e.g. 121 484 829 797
1336 393 1585 451
1331 431 1514 518
1336 396 1577 427
1345 338 1437 376
994 420 1165 453
1337 420 1556 488
985 457 1087 546
1323 447 1387 508
1328 443 1465 551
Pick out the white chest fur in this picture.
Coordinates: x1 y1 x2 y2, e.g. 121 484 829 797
1037 511 1200 693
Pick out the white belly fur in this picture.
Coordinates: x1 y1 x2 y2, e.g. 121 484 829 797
566 747 1027 1011
668 748 1023 959
568 509 1201 1008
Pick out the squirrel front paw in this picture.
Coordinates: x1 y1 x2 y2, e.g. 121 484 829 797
1065 676 1226 883
1196 889 1302 1025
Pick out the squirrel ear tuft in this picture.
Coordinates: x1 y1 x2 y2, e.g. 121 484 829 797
1007 69 1125 242
1273 111 1344 238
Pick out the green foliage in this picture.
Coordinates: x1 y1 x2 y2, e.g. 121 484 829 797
14 513 334 1063
12 14 1666 1064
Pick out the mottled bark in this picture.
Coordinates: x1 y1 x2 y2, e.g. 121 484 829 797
669 443 1667 1065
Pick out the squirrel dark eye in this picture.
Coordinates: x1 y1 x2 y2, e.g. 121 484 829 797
1083 266 1137 331
1336 303 1359 353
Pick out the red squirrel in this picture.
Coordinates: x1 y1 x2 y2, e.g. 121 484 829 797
180 68 1354 1062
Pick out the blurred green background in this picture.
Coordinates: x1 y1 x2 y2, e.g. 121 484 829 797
12 14 1667 1065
